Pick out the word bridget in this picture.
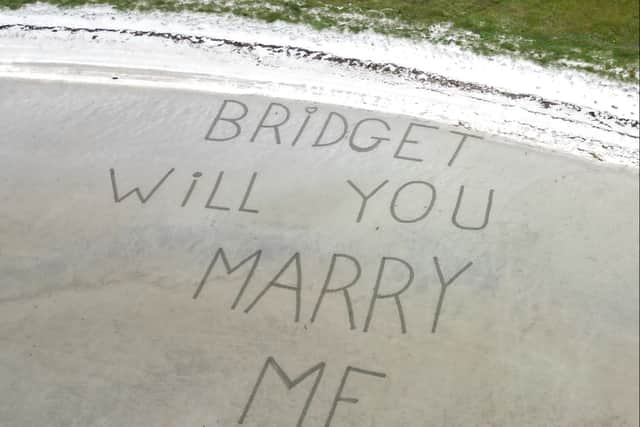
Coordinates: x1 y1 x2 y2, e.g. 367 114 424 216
205 99 482 166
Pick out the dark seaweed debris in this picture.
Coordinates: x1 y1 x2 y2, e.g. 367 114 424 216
1 23 638 139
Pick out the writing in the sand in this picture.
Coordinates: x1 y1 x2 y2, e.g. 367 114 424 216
107 97 498 425
107 98 494 336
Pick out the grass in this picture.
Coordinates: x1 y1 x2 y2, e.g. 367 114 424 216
1 0 639 82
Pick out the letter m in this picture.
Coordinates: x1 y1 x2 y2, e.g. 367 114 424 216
192 248 262 309
238 357 326 427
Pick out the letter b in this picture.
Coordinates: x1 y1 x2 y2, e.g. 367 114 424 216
205 99 248 142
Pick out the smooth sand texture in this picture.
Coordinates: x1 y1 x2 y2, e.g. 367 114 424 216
0 78 638 426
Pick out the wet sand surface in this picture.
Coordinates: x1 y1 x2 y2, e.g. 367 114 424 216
0 78 638 426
